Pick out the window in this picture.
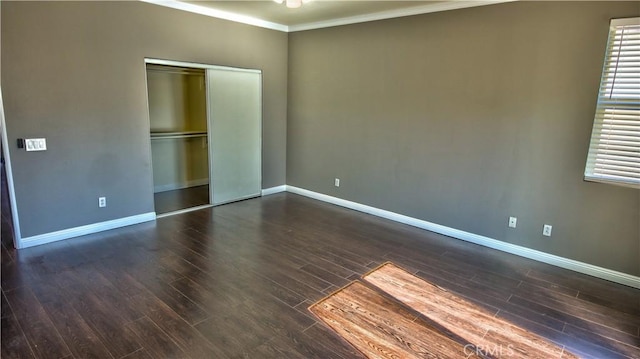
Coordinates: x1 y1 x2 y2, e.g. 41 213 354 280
584 17 640 188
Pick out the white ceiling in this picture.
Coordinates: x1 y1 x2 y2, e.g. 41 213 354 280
143 0 514 32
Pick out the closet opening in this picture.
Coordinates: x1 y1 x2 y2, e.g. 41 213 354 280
147 64 210 215
145 58 263 217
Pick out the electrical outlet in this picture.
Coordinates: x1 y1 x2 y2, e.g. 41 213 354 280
98 197 107 208
508 217 517 228
334 178 340 187
543 224 552 237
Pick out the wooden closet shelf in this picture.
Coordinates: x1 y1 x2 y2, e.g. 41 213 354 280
150 131 208 140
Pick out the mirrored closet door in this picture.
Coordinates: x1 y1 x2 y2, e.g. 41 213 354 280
207 68 262 205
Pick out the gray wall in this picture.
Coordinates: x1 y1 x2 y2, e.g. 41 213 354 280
2 1 288 237
288 2 640 275
3 0 639 276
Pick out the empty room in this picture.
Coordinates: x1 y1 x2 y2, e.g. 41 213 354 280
1 1 639 358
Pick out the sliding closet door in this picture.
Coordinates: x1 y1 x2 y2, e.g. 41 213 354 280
207 68 262 205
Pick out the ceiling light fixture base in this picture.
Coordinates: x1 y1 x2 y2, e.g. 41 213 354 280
274 0 307 9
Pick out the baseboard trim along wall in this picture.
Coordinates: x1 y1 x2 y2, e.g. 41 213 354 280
262 185 287 196
15 184 639 289
18 185 285 249
285 185 640 289
19 212 156 249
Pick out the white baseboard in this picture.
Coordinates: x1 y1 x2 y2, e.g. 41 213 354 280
14 185 640 288
16 184 283 249
19 212 156 249
262 185 287 196
156 204 213 218
154 178 209 193
286 185 640 289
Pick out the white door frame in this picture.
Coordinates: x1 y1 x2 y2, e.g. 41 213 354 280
144 58 261 74
0 87 23 248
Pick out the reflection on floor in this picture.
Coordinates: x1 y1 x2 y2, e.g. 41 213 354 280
154 185 209 215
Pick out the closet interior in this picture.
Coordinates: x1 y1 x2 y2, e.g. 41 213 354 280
147 64 210 214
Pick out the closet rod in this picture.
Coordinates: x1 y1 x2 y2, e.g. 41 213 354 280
147 67 204 76
150 133 207 140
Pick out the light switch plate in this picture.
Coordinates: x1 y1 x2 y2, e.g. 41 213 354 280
25 138 47 152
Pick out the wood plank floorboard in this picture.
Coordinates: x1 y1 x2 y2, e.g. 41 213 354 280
302 322 368 359
1 192 639 358
121 348 153 359
4 286 71 359
125 316 188 359
38 298 113 359
1 308 35 359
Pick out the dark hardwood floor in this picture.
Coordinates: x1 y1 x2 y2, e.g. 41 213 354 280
154 185 210 215
2 186 639 358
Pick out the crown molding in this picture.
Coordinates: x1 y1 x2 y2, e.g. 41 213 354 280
141 0 516 33
140 0 290 32
288 0 516 32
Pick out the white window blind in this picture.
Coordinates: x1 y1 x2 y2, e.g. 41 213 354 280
585 17 640 188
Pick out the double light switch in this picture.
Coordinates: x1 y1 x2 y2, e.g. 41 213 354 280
24 138 47 152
